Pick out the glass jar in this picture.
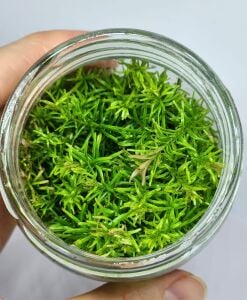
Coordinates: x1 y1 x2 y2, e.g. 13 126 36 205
0 28 243 281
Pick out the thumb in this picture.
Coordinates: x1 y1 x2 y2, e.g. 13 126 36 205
0 30 83 108
70 270 206 300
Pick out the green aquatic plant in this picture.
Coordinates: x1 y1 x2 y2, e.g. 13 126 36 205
20 59 222 257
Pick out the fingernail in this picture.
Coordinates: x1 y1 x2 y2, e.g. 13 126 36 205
164 275 207 300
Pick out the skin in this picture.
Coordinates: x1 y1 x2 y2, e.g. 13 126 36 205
0 30 206 300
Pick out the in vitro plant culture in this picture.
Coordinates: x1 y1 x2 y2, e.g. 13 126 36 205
20 59 222 258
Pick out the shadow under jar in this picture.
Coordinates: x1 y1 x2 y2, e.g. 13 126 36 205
0 29 243 281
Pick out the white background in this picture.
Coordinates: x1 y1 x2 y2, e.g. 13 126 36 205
0 1 247 299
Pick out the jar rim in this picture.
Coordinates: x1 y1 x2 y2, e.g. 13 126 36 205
0 28 243 279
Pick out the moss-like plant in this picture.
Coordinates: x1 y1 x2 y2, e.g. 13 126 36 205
20 60 222 257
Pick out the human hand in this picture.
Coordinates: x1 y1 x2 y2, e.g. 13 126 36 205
0 31 206 300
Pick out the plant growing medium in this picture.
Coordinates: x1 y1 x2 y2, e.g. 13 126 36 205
20 60 222 257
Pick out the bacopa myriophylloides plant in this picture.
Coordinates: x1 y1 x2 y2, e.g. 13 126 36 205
20 60 223 257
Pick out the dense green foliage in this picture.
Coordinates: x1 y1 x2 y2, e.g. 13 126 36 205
20 60 222 257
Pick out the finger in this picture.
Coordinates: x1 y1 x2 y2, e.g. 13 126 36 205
70 270 206 300
0 30 84 108
0 30 83 251
0 198 15 251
